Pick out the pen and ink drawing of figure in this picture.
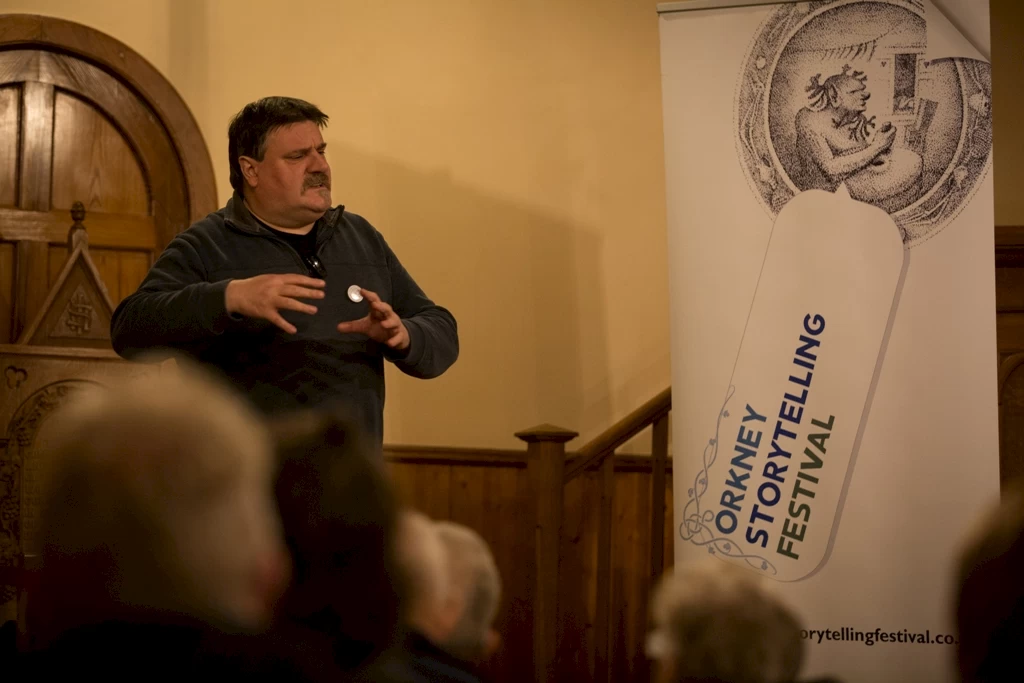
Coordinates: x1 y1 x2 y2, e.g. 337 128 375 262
794 65 921 214
735 0 992 246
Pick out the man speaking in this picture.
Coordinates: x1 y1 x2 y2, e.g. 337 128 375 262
111 97 458 445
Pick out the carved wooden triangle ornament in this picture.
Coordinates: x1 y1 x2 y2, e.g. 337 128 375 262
17 202 116 349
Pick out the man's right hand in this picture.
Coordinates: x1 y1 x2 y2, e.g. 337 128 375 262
874 123 897 152
225 274 326 334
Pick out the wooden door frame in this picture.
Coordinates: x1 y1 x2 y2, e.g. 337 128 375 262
0 13 218 222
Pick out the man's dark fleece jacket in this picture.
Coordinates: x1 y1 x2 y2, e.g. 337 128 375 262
110 194 458 443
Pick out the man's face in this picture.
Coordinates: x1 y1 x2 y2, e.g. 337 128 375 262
247 120 332 225
835 77 870 113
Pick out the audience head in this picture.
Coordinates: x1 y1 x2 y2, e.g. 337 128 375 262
955 485 1024 683
433 521 502 663
394 510 454 639
270 408 405 670
648 559 803 683
33 359 287 641
392 511 501 663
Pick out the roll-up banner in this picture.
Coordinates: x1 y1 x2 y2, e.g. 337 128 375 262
660 1 996 679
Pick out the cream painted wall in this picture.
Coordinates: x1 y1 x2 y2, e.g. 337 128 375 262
3 0 1019 448
2 0 671 449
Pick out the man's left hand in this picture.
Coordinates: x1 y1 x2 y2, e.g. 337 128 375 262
336 288 410 351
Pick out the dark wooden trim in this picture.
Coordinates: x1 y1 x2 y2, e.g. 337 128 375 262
382 445 674 474
384 445 527 468
0 207 157 249
0 14 218 221
996 225 1024 247
612 454 674 473
996 226 1024 268
0 343 121 359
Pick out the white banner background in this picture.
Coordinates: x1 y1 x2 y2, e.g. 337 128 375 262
661 1 998 680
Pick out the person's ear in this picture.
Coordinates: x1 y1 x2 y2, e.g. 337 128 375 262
654 655 677 683
239 156 260 189
438 592 464 638
483 628 501 659
252 545 290 624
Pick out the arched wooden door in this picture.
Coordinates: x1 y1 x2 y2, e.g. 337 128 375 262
0 14 217 344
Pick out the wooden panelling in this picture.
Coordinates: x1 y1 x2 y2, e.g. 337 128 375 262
996 267 1024 312
0 50 187 249
12 241 48 340
51 91 149 214
88 248 121 304
18 81 53 211
559 469 601 681
450 465 534 683
993 229 1024 487
37 51 184 248
0 14 217 221
0 243 13 343
382 448 676 683
388 462 452 520
0 86 18 207
610 470 655 683
46 244 64 287
1000 357 1024 485
117 251 151 305
0 344 150 629
997 312 1024 354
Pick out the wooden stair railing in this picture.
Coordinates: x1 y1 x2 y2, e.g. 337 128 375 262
516 388 672 683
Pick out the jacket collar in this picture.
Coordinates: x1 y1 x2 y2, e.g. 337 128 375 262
222 192 344 237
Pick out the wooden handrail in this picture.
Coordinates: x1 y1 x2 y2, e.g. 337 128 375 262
569 389 672 683
564 387 671 483
514 389 672 682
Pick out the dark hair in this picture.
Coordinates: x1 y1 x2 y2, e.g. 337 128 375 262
227 97 329 195
269 408 406 671
956 487 1024 683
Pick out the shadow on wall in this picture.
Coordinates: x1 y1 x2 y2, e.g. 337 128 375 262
329 142 614 448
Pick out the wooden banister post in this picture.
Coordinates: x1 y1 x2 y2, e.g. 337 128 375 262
649 414 669 583
594 453 616 683
516 423 578 683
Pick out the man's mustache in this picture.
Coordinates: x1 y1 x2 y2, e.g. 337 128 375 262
304 173 330 190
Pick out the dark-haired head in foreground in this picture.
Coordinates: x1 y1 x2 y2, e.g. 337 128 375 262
955 485 1024 683
266 408 408 678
